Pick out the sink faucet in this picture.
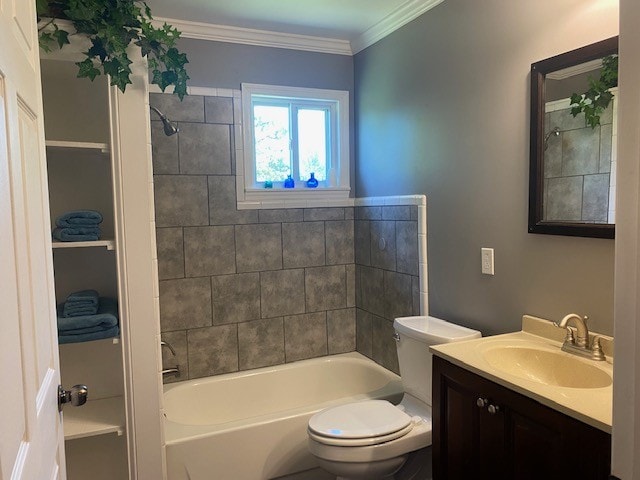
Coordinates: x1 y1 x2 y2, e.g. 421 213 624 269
554 313 605 361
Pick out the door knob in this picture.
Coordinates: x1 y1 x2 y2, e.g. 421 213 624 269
58 384 88 412
476 397 488 408
487 404 500 415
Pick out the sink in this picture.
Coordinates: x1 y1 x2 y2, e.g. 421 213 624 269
482 346 612 389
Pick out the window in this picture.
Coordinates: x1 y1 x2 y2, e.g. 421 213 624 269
239 83 350 207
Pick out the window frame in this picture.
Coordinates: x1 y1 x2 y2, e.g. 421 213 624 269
239 83 350 208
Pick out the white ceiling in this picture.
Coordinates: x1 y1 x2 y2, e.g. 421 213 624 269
146 0 444 55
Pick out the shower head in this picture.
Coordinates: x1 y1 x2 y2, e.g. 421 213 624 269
543 126 560 151
150 106 180 136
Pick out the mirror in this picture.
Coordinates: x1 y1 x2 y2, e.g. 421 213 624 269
529 37 618 239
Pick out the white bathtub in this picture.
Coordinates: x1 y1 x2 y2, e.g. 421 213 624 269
163 352 403 480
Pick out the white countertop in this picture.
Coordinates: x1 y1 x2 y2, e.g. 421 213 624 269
430 316 613 433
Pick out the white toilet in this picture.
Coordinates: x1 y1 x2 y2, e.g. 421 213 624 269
307 315 481 480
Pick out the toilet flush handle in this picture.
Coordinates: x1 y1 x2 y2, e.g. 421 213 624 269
392 332 400 342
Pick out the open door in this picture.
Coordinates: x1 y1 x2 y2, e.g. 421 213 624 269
0 1 66 478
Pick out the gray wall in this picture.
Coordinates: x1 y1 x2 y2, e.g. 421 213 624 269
178 38 353 92
354 0 618 336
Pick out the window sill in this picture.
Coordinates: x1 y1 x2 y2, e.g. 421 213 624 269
238 187 352 210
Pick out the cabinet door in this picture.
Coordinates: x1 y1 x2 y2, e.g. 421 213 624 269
433 356 611 480
433 356 505 479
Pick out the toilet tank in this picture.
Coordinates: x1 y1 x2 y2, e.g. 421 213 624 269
394 316 481 406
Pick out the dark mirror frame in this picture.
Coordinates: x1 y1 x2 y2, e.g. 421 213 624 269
529 36 618 239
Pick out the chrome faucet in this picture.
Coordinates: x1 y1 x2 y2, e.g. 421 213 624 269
554 313 605 361
160 341 181 378
162 367 181 378
161 340 177 356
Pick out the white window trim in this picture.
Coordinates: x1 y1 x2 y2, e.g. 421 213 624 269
238 83 350 209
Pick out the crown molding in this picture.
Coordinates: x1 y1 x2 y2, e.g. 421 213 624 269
153 17 353 56
546 59 602 80
351 0 445 54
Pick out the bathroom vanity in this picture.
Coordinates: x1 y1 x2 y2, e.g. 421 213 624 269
431 316 612 480
432 357 610 479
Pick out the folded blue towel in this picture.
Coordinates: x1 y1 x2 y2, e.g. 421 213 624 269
62 290 99 317
58 325 120 344
53 227 101 242
57 298 119 332
62 305 99 317
66 289 99 304
56 210 103 228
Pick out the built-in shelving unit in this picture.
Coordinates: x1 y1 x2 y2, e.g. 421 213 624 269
42 58 129 479
63 396 125 440
52 239 115 251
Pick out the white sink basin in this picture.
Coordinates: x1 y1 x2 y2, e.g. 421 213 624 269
482 346 612 389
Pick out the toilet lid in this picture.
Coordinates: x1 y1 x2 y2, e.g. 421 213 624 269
308 400 412 439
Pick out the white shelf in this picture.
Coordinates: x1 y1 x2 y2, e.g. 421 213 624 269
45 140 110 162
52 239 115 251
46 140 109 152
63 396 125 440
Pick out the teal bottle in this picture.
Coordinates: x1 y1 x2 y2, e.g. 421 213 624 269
306 172 319 188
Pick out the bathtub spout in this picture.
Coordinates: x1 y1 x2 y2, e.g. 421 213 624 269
162 367 180 378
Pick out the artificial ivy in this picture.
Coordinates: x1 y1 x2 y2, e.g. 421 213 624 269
37 0 189 99
570 55 618 128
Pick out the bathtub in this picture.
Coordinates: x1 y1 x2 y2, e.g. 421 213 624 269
163 352 403 480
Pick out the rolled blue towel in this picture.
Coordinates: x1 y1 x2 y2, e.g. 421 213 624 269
53 227 101 242
56 210 103 228
57 298 118 332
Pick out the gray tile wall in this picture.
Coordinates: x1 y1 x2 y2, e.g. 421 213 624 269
353 206 421 374
151 93 358 382
543 105 613 223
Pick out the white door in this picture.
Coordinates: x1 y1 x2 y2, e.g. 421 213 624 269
0 1 65 479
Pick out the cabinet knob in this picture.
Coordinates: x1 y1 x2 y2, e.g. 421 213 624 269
476 397 488 408
487 404 500 415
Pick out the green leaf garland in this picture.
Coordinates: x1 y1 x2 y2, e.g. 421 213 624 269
37 0 189 99
569 55 618 128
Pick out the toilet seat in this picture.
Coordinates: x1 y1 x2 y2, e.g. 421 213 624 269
309 400 411 437
308 421 416 447
308 419 432 464
308 400 423 447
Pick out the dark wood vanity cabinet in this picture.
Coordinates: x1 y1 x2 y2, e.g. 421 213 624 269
432 356 611 480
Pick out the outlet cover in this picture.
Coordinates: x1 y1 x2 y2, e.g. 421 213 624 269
481 248 494 275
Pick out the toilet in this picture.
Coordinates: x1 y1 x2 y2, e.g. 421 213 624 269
307 315 481 479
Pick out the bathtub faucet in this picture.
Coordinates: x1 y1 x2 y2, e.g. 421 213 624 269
161 341 181 378
161 340 177 356
162 367 181 378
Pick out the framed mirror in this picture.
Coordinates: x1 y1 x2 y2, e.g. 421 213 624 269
529 37 618 239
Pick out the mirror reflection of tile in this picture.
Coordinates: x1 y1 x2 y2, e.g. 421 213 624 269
543 96 616 224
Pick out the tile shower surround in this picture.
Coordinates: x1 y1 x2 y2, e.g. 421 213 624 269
151 92 420 381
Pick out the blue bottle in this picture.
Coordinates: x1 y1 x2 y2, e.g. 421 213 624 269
284 175 295 188
306 172 319 188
